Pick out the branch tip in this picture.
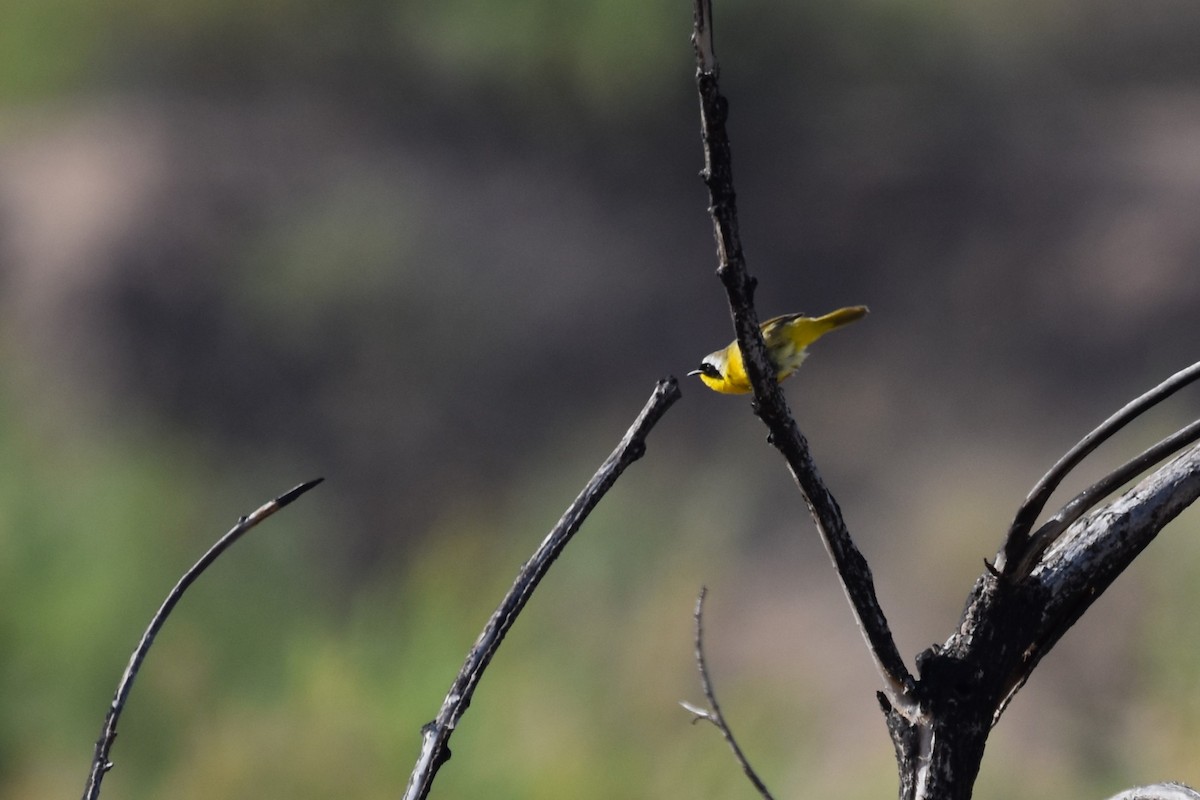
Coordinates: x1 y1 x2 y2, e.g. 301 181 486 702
82 480 316 800
691 0 717 73
276 477 325 508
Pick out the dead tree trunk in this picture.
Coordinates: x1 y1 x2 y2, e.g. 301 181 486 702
688 1 1200 798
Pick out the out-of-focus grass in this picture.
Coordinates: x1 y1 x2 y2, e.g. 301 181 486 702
6 356 1198 798
0 357 902 798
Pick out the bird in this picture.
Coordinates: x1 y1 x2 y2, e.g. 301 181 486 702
688 306 868 394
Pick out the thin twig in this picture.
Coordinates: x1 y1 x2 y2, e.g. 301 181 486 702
1001 360 1200 576
681 588 776 800
402 378 682 800
690 0 915 711
81 477 325 800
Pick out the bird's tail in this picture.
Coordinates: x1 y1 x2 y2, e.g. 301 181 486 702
814 305 869 332
790 305 868 348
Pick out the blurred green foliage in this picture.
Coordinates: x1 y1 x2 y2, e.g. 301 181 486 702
1 0 689 113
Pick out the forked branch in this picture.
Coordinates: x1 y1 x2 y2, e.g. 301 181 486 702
1001 360 1200 577
1001 441 1200 714
1017 415 1200 574
686 2 1200 798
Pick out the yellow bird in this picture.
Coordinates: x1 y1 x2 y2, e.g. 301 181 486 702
688 306 868 394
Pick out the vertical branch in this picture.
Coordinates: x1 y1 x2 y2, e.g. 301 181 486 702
690 0 915 708
692 0 768 389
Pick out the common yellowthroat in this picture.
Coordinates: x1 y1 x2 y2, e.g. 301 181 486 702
689 306 868 394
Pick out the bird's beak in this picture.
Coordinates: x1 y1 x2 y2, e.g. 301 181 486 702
687 368 703 377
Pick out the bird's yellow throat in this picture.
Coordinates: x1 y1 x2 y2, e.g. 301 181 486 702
689 305 868 394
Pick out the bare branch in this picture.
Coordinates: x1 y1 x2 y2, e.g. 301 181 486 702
682 588 776 800
1001 360 1200 576
1105 783 1200 800
1038 439 1200 635
81 478 325 800
1015 417 1200 575
690 0 914 712
992 442 1200 722
691 0 716 74
402 379 682 800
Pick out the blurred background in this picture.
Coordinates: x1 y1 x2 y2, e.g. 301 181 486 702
2 0 1199 797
